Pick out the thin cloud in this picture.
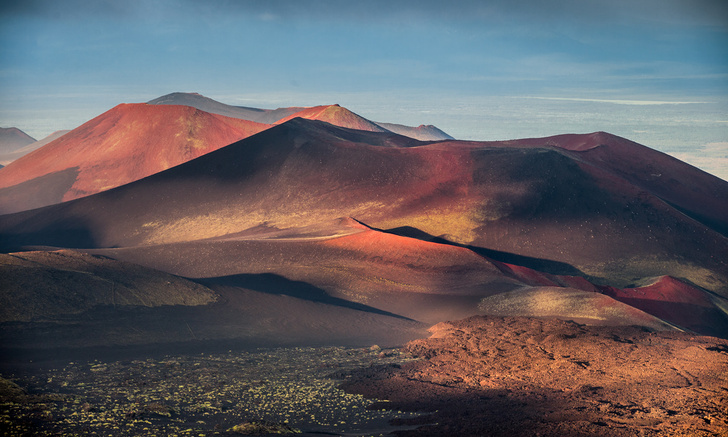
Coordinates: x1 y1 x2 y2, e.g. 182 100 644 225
669 142 728 181
524 97 710 106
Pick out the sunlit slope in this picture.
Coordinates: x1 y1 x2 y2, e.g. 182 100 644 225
0 104 271 213
276 104 391 132
0 118 726 297
477 287 675 330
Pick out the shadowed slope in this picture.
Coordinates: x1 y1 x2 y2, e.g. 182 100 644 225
505 131 728 237
0 104 271 213
80 218 723 335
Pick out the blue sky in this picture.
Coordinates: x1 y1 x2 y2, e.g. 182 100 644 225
1 0 727 178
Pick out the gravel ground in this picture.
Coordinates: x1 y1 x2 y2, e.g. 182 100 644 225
340 316 728 437
1 346 423 436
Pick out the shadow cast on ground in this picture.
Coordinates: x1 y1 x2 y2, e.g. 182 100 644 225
376 224 587 277
197 273 414 321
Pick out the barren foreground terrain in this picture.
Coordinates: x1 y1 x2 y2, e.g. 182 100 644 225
3 316 726 436
341 316 728 437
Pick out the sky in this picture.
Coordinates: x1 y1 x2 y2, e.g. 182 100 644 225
1 0 727 179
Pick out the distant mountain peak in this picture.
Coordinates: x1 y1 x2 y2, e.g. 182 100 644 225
275 104 390 133
0 127 36 154
147 92 302 124
375 121 454 141
147 93 454 140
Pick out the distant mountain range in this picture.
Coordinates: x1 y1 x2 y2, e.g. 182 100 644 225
148 92 454 141
0 127 35 154
0 93 726 353
0 93 454 214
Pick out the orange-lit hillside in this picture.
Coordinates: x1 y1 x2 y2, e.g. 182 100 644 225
275 104 390 132
0 104 271 213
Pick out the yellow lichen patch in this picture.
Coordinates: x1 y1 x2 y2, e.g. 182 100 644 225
140 210 268 245
139 202 389 245
373 208 481 245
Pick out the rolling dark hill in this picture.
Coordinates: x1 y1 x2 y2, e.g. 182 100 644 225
1 118 726 338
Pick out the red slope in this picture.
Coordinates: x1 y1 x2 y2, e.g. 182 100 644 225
0 104 271 213
601 276 728 337
275 104 390 133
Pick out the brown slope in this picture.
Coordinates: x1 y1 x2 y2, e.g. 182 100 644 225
82 219 524 324
0 119 726 298
0 127 35 154
476 287 675 330
0 130 71 166
0 104 271 214
0 249 216 323
275 104 391 132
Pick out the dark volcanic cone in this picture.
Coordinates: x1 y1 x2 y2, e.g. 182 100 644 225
0 249 216 323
